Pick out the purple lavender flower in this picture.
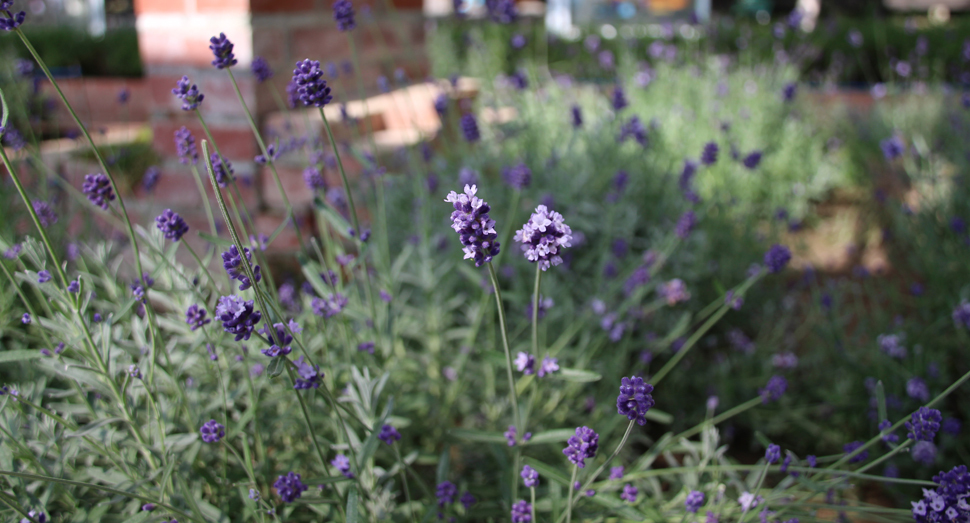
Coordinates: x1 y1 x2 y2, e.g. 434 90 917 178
222 245 262 291
208 33 237 69
311 293 348 318
215 295 262 341
612 86 628 111
303 167 326 190
511 500 532 522
0 1 26 31
881 135 905 160
185 304 210 331
2 127 24 150
725 290 743 310
460 113 480 143
332 454 353 478
912 440 937 465
943 418 961 435
460 492 476 509
210 153 235 187
907 377 930 402
142 504 155 512
620 484 638 503
609 466 624 480
292 59 333 107
701 142 719 166
848 29 863 48
82 173 115 210
843 441 868 463
274 472 308 503
675 210 696 239
333 0 356 31
514 352 535 375
521 465 539 487
172 76 204 111
765 444 781 464
563 426 598 468
619 116 647 146
782 83 797 102
743 151 763 169
515 205 573 271
486 0 517 23
502 163 531 190
571 105 582 128
357 341 375 354
379 424 401 445
434 94 448 117
254 144 278 165
660 279 690 305
199 419 225 442
764 244 792 273
760 375 788 404
293 356 322 389
617 376 655 426
32 200 57 227
910 466 970 523
14 58 32 77
37 270 50 284
445 184 500 266
436 481 457 506
143 166 161 193
174 127 198 165
538 357 559 377
156 209 189 242
21 312 30 324
952 300 970 329
250 56 273 83
259 322 293 356
685 490 705 513
67 279 79 293
906 407 942 442
877 334 906 359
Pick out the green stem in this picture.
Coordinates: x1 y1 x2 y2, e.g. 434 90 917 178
565 465 578 523
737 462 770 523
485 263 521 432
559 420 637 523
393 444 418 523
854 440 912 476
531 264 542 358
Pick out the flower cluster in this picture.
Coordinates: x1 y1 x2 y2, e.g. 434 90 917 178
502 163 532 190
379 424 401 445
616 376 655 426
911 466 970 523
843 440 868 463
511 500 532 522
521 465 538 487
215 295 262 341
685 490 705 513
332 0 356 31
759 375 788 404
515 205 573 271
172 76 204 111
82 173 115 210
563 426 599 468
0 0 26 31
174 127 198 164
274 472 308 503
293 356 322 389
311 293 348 318
156 209 189 242
514 352 535 374
259 322 294 357
185 304 210 331
953 300 970 329
460 113 480 143
208 33 237 69
332 454 353 478
907 407 943 442
764 244 792 274
143 166 160 192
765 444 781 464
251 56 273 82
675 210 696 239
210 153 234 187
199 419 225 443
877 333 906 359
436 481 457 506
222 245 262 291
660 279 690 305
445 185 500 267
32 201 57 227
620 484 638 503
292 59 333 107
701 142 719 165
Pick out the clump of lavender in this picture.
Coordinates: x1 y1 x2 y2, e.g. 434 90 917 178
511 500 532 522
32 201 57 227
82 174 115 210
445 185 500 267
521 465 539 487
877 333 906 359
292 59 333 107
782 82 797 102
759 375 787 404
765 444 781 464
0 1 26 31
434 94 448 117
293 356 322 389
155 209 189 242
185 304 210 331
537 357 559 377
379 424 401 445
208 33 237 69
906 407 942 442
907 377 930 402
210 153 234 187
685 490 705 512
660 279 690 305
303 167 326 190
199 419 225 443
460 113 480 143
222 245 262 291
563 426 599 467
503 163 531 190
910 465 970 523
487 0 517 23
333 0 356 31
743 151 763 169
881 135 905 160
312 293 349 318
701 142 719 166
37 270 50 283
675 210 696 239
843 441 868 463
251 56 273 82
259 322 294 357
174 127 198 164
619 116 647 146
514 352 535 374
912 441 937 465
436 481 457 506
215 295 262 341
617 376 655 426
514 205 573 271
274 472 308 503
143 166 161 192
612 86 628 111
620 484 638 503
172 76 204 111
571 105 583 128
764 244 792 273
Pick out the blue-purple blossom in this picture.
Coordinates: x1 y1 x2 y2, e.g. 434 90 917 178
333 0 356 31
379 424 401 445
174 127 198 164
185 304 210 330
37 270 51 283
460 113 480 143
907 407 942 442
910 466 970 523
487 0 517 23
357 341 375 354
215 295 262 341
620 484 638 503
879 419 899 444
907 377 930 402
436 481 457 506
32 201 57 227
311 293 348 318
82 173 115 210
259 322 293 357
143 166 161 192
303 167 326 190
332 454 353 478
21 313 30 324
912 441 937 465
172 76 204 110
881 135 905 160
877 333 906 358
952 300 970 329
210 153 234 187
701 142 719 165
521 465 538 487
292 59 333 107
619 116 647 146
764 244 792 273
515 352 535 374
502 163 531 190
660 279 690 305
156 209 189 242
515 205 573 271
743 151 763 169
782 83 797 102
563 426 598 467
67 279 79 293
760 375 788 404
843 441 868 463
685 490 705 513
571 105 582 128
675 211 696 239
293 356 322 389
612 86 628 111
0 1 25 31
460 492 476 509
199 419 225 442
511 500 532 522
251 56 273 82
222 245 262 291
765 444 781 464
208 33 237 69
943 418 961 435
609 466 624 480
538 357 559 377
274 472 308 503
617 376 655 426
445 184 500 266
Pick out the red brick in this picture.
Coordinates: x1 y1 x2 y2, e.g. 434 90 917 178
291 28 351 66
151 120 258 160
138 29 215 68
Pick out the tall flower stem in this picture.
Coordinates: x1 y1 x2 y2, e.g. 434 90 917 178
530 486 537 523
393 444 418 523
565 465 578 523
559 420 636 523
737 462 771 523
485 262 521 431
531 264 542 358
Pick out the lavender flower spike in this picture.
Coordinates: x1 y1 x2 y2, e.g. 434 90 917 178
215 295 261 341
445 184 500 266
172 76 204 111
222 245 262 291
563 426 599 468
333 0 356 31
0 1 26 31
82 173 115 210
209 33 238 69
515 205 573 271
251 56 273 83
292 59 333 107
616 376 655 426
156 209 189 242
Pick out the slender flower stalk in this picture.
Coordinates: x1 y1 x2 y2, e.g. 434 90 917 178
560 420 636 523
565 465 578 523
531 264 542 357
